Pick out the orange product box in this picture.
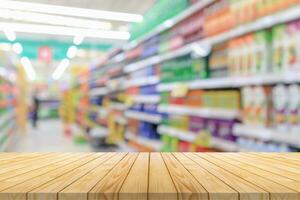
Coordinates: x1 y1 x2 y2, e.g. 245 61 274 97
186 90 203 107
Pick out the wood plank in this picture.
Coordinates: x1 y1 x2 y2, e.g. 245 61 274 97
0 153 297 199
119 153 149 200
161 153 208 200
148 153 177 200
252 153 300 164
0 153 53 168
186 153 269 200
88 153 138 200
0 153 88 195
0 153 62 178
246 153 300 170
59 153 127 200
212 153 300 193
0 153 40 163
230 153 300 182
173 153 238 200
28 153 115 200
199 153 299 200
0 153 102 200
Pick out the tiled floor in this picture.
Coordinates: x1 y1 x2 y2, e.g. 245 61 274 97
12 119 92 152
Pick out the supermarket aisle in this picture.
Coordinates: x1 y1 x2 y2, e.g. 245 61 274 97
12 120 92 152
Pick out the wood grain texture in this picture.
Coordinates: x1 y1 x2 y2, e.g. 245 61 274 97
186 153 269 200
199 153 300 200
162 153 208 200
28 153 113 200
0 153 298 200
148 153 177 200
173 153 238 200
119 153 149 200
88 153 138 200
59 153 127 200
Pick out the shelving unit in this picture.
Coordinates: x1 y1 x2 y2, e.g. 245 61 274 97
81 0 300 152
234 124 300 149
124 5 300 73
125 131 163 151
0 53 21 151
158 104 241 120
125 110 161 124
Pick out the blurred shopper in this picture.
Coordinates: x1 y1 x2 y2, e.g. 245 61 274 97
31 92 40 128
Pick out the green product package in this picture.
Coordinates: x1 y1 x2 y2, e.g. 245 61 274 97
271 25 286 72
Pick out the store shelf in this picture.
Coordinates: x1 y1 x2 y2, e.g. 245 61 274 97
157 73 300 91
89 126 108 138
131 95 160 104
88 87 109 96
124 5 300 73
211 137 239 152
125 76 159 88
124 0 214 50
158 125 238 151
157 125 196 142
115 116 127 125
158 104 241 120
125 132 163 151
110 102 128 111
234 124 300 148
125 110 161 124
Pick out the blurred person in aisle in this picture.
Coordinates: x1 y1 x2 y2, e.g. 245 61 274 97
31 90 40 128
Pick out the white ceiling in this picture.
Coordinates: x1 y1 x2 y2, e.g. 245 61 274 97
1 0 156 81
20 0 155 14
1 0 155 44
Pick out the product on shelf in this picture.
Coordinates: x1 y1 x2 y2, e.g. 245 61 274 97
160 55 207 83
203 0 300 37
288 84 300 133
237 138 291 152
273 84 289 131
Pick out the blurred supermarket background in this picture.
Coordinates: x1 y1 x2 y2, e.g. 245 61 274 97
0 0 300 152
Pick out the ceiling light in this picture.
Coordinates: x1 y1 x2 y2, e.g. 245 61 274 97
20 57 36 81
0 22 130 40
0 0 143 23
0 9 112 30
67 46 77 59
73 35 84 45
12 42 23 54
52 58 70 80
3 28 16 41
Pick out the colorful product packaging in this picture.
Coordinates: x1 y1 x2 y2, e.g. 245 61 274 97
288 84 300 133
241 87 256 125
253 86 273 127
272 84 289 131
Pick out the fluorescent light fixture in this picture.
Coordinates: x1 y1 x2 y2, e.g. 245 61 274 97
12 42 23 54
52 58 70 80
3 28 16 41
73 35 84 45
0 22 130 40
0 0 143 23
0 9 112 30
67 46 77 59
20 57 36 81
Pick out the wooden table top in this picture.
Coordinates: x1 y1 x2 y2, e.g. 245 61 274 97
0 153 299 200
